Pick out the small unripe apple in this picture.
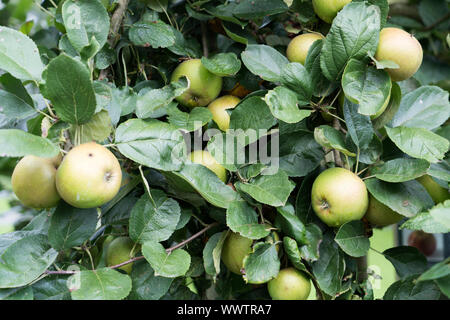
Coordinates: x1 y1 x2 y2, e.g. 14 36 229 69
311 167 368 227
268 268 311 300
312 0 352 24
408 231 437 257
207 95 241 131
221 231 253 275
417 175 449 204
171 59 223 108
56 142 122 209
11 155 61 208
106 237 138 274
375 28 423 82
286 33 324 65
189 150 227 183
364 195 404 227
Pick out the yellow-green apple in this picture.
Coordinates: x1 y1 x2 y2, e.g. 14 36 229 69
106 237 138 274
286 33 324 65
11 155 61 208
311 167 369 227
56 142 122 208
416 175 449 204
375 28 423 81
312 0 352 23
171 59 223 108
221 231 253 275
364 195 404 227
268 268 311 300
207 95 241 131
189 150 227 183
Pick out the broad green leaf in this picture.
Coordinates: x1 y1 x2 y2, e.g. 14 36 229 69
32 276 71 300
201 53 241 77
428 161 450 182
115 118 186 171
0 26 44 81
0 90 36 121
129 21 176 48
44 54 96 125
305 40 335 97
168 29 201 58
385 126 449 163
384 275 441 300
167 104 212 132
69 110 113 144
229 96 277 131
418 258 450 282
0 129 59 158
275 205 307 244
334 221 369 257
383 246 428 278
129 260 173 300
314 125 356 156
241 45 289 82
373 82 401 130
264 87 312 124
146 0 169 12
226 200 270 240
400 201 450 234
0 73 34 106
350 133 383 165
0 286 33 300
68 268 132 300
282 237 308 273
300 224 322 262
233 0 288 19
142 241 191 278
280 62 313 105
343 99 374 149
203 231 227 278
372 158 430 182
242 243 280 284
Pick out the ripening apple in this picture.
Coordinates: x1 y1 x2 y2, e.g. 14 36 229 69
375 28 423 81
312 0 352 23
364 195 404 227
221 231 253 275
416 175 449 204
171 59 223 108
311 167 369 227
56 142 122 209
208 95 241 131
267 268 311 300
189 150 227 183
286 33 324 65
11 155 61 208
106 237 138 274
408 231 437 257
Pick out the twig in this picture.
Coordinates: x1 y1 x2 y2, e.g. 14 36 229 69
332 118 344 168
421 12 450 31
201 22 209 57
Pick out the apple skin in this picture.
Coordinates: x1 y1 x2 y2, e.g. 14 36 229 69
312 0 352 23
311 167 369 227
408 231 437 257
364 195 404 227
11 155 61 208
171 59 223 108
375 28 423 82
268 268 311 300
286 33 324 65
208 95 241 131
221 232 253 275
56 142 122 209
417 175 449 204
189 150 227 183
106 237 138 274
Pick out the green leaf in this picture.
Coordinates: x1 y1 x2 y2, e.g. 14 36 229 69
383 246 428 278
226 200 270 240
233 0 288 19
242 243 280 284
69 110 113 143
334 221 369 257
282 237 309 273
314 125 356 156
305 40 335 97
0 90 36 121
390 86 450 130
320 2 380 82
48 202 98 251
373 82 401 130
0 286 33 300
0 26 44 81
400 201 450 234
129 21 176 48
372 158 430 183
342 59 391 116
0 234 58 288
129 260 173 300
32 276 71 300
384 275 441 300
428 161 450 182
276 205 307 244
280 62 313 105
0 73 34 106
241 44 289 82
167 104 212 132
418 258 450 282
0 129 59 158
203 231 227 278
264 87 312 124
44 54 96 125
62 0 109 54
142 242 191 278
229 96 277 131
115 119 186 171
68 268 132 300
343 99 374 149
385 126 449 163
129 191 181 244
201 53 241 77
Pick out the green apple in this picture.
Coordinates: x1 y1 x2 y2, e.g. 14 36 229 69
312 0 352 24
171 59 223 108
11 155 61 208
311 167 369 227
221 231 253 275
208 95 241 131
417 175 449 204
268 268 311 300
56 142 122 208
375 27 423 81
189 150 227 183
106 237 138 274
286 33 324 65
364 195 404 227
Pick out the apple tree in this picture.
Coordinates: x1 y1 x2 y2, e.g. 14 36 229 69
0 0 449 300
